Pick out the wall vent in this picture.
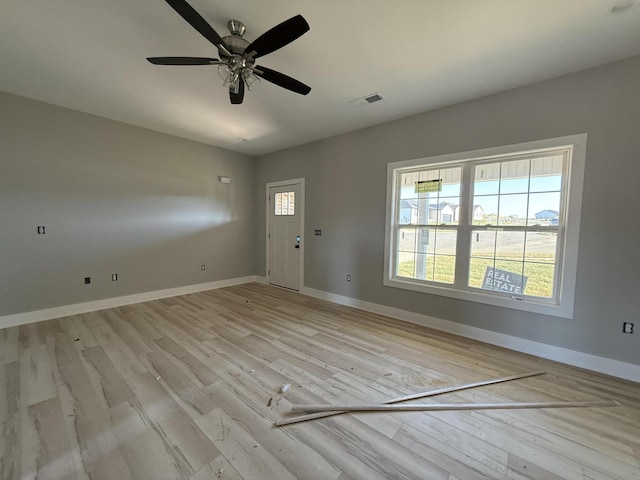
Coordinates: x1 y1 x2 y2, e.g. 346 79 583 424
348 92 385 108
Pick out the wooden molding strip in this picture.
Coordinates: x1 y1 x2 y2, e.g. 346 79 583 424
275 370 546 426
292 399 619 413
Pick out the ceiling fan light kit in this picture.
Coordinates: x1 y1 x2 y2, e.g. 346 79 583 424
146 0 311 105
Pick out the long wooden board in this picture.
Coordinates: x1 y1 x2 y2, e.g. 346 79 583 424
275 370 546 426
292 399 619 413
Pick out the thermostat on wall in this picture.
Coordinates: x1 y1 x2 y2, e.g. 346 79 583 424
219 176 231 184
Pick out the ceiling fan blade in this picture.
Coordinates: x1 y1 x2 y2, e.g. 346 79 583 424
245 15 309 59
254 66 311 95
165 0 230 54
147 57 220 65
230 78 245 104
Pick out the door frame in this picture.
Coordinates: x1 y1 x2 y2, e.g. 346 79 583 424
265 178 305 291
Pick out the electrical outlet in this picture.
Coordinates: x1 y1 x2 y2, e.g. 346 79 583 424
112 274 118 281
201 264 206 271
623 322 634 334
84 277 91 285
37 226 46 234
346 274 351 282
314 229 322 236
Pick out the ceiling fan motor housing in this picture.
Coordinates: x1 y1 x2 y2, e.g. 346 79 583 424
220 33 253 64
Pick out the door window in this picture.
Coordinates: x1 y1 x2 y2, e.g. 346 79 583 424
274 192 295 216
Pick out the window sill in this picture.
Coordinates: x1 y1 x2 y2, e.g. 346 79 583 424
383 276 573 318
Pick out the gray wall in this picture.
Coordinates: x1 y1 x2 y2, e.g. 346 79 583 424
256 55 640 366
0 91 256 316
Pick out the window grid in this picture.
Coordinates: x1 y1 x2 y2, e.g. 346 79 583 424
392 148 568 302
465 155 564 299
395 166 461 285
274 191 295 216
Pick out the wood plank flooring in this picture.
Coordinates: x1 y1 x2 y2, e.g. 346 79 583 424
1 282 639 479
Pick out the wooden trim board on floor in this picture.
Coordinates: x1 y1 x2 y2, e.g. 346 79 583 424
277 370 546 426
292 400 619 413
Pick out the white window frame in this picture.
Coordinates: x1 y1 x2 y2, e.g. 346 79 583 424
384 134 587 318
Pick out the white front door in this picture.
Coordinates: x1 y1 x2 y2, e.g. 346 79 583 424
268 182 302 291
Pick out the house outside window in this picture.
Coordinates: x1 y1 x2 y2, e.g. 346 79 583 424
384 135 587 318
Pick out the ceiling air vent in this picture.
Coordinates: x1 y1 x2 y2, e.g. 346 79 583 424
348 92 385 108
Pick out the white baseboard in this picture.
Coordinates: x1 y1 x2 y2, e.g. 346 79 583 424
301 287 640 384
0 275 261 329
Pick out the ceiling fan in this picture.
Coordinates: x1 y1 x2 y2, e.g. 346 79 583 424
147 0 311 104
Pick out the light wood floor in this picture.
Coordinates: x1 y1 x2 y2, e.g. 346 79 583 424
1 283 639 480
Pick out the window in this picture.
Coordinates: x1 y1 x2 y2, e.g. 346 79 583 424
384 135 586 318
397 166 461 285
274 191 295 215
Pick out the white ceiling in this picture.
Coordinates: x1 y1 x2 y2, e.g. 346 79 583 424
2 0 640 156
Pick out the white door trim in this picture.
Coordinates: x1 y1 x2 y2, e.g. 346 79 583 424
266 178 305 291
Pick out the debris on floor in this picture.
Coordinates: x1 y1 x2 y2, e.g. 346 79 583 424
279 383 291 393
